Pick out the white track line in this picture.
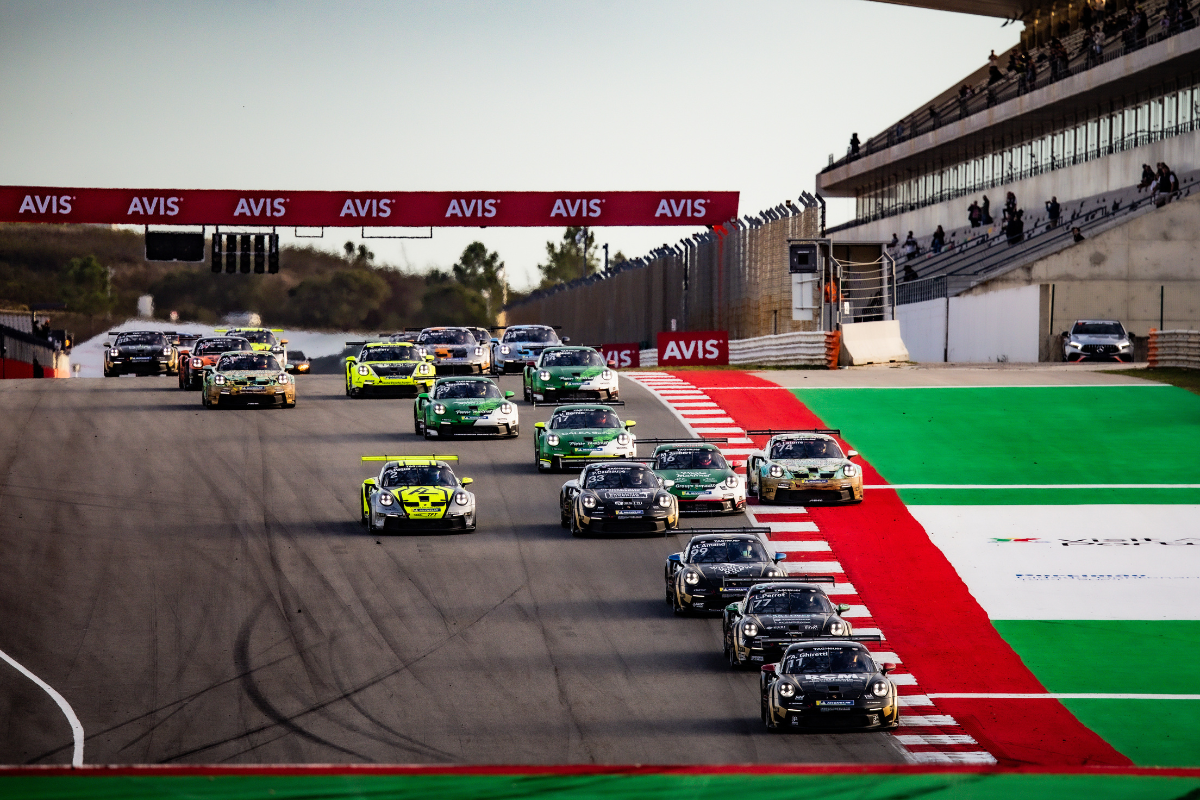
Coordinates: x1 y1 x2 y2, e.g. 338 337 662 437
0 647 84 765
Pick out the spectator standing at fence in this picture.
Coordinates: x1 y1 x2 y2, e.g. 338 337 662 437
1026 55 1038 92
1180 5 1196 32
928 105 941 130
903 262 919 282
887 232 899 252
931 225 946 254
849 132 860 158
1135 6 1149 46
1046 196 1061 228
981 194 993 225
968 199 982 227
958 84 971 119
903 231 918 261
823 270 840 330
1072 226 1085 243
1137 163 1156 191
1004 192 1018 221
1006 208 1025 245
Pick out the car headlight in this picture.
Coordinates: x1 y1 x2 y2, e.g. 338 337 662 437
378 491 393 506
109 348 119 357
420 363 433 374
656 493 672 508
277 373 290 385
191 357 202 368
1068 340 1082 349
1119 341 1131 349
500 402 514 414
500 345 510 354
454 491 469 506
474 347 483 356
617 433 630 446
769 464 784 478
538 370 551 381
546 434 560 446
765 568 785 577
581 494 597 509
828 621 847 635
357 364 370 375
433 403 446 415
683 570 700 585
723 475 738 488
871 681 890 697
843 464 858 477
601 369 613 380
778 682 796 698
742 621 758 637
162 347 172 356
214 374 226 385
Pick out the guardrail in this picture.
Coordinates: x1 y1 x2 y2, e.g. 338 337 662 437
635 331 838 370
1148 329 1200 369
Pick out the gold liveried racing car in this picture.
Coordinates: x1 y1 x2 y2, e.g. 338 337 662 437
359 455 476 533
201 350 296 408
747 430 862 505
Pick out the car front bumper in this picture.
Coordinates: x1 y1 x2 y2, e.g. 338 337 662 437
207 384 295 405
761 477 862 504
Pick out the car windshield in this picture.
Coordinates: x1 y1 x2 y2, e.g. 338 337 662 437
420 329 474 345
434 381 502 399
656 448 727 470
468 329 490 343
504 328 558 343
1073 322 1125 336
748 590 834 615
380 465 457 488
542 350 604 367
781 647 875 675
388 333 419 342
362 346 418 362
687 538 768 563
233 330 276 345
772 438 843 460
288 351 307 361
115 332 165 346
550 409 623 429
584 466 658 489
194 338 251 355
218 353 281 371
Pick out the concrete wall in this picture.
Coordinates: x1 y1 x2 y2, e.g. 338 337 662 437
897 297 948 363
948 283 1042 362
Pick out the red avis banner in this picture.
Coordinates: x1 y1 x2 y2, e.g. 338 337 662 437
657 331 729 366
600 343 640 369
0 188 739 228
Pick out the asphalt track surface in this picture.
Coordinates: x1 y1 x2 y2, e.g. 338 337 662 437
0 373 907 765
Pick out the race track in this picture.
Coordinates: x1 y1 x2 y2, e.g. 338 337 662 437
0 373 907 765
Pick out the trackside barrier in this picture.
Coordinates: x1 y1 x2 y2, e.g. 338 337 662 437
0 324 68 379
640 348 658 367
634 332 838 370
1148 329 1200 369
826 330 841 370
838 320 910 366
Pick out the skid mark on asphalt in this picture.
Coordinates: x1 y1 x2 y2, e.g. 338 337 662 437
629 372 996 765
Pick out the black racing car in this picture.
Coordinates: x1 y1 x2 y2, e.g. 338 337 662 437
723 581 853 669
103 330 177 377
760 639 898 731
664 530 790 614
560 461 679 536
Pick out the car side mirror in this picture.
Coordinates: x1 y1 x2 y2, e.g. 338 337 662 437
425 355 435 361
667 553 682 563
847 450 858 458
562 337 571 343
418 393 429 399
535 422 545 429
881 663 897 674
364 478 377 489
725 603 739 612
773 552 787 562
280 339 289 345
461 477 473 486
504 391 515 398
761 663 776 674
731 461 746 469
103 342 111 348
625 420 636 428
663 479 675 488
346 356 357 364
836 603 851 614
491 338 499 344
1060 331 1069 338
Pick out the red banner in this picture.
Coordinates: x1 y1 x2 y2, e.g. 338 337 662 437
657 331 729 366
0 187 739 228
600 343 640 369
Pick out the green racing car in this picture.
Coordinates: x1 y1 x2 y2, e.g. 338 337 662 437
649 439 747 514
533 404 636 472
414 376 519 438
345 340 436 398
523 346 620 404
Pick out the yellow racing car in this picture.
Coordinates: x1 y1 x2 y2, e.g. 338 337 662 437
359 455 476 533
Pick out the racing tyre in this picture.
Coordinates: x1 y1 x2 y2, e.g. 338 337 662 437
523 384 532 403
727 641 742 669
536 451 548 473
423 427 436 440
569 512 586 538
560 507 570 528
414 416 423 436
282 399 296 409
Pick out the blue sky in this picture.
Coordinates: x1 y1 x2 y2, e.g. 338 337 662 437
0 1 1018 288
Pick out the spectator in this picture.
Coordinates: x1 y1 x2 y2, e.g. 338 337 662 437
1137 163 1156 191
903 231 918 261
1046 196 1061 228
958 84 972 119
968 199 982 227
1081 2 1094 29
931 225 946 253
32 357 44 379
986 86 998 107
1181 5 1196 32
1135 6 1150 46
1048 38 1066 82
981 194 993 225
895 120 905 141
887 232 899 251
1026 55 1038 92
903 262 919 282
988 49 998 70
1006 208 1025 245
1004 191 1018 221
929 105 941 130
849 132 860 157
1072 226 1085 243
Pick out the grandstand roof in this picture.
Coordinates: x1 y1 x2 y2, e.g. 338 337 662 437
868 0 1033 20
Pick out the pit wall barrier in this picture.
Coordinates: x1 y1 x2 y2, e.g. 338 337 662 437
838 320 911 366
635 330 840 370
0 324 69 378
1148 329 1200 368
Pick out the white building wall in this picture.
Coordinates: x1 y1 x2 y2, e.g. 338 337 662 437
947 284 1041 363
897 298 948 363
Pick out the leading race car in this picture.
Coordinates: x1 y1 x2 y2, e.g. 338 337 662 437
664 530 789 615
215 327 288 360
201 351 295 409
492 324 567 375
103 330 179 377
359 455 476 533
760 639 898 731
559 461 678 536
523 346 619 404
723 581 854 669
649 440 745 514
746 430 863 505
533 404 636 472
417 327 491 375
178 336 254 390
345 340 435 398
415 376 519 438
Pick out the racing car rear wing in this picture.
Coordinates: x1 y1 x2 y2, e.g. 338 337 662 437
532 399 626 407
722 575 837 589
636 438 729 446
678 527 773 537
362 455 459 462
746 429 841 436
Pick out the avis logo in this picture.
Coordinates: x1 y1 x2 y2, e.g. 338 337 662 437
661 339 722 360
126 196 181 215
234 197 287 217
655 199 707 218
340 198 392 218
18 195 73 214
550 198 602 218
605 350 636 368
445 199 499 218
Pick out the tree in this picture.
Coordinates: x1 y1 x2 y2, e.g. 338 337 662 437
537 227 599 288
418 269 489 327
451 242 505 322
60 255 112 316
343 241 375 264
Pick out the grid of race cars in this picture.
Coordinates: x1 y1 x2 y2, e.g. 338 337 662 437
108 322 894 733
